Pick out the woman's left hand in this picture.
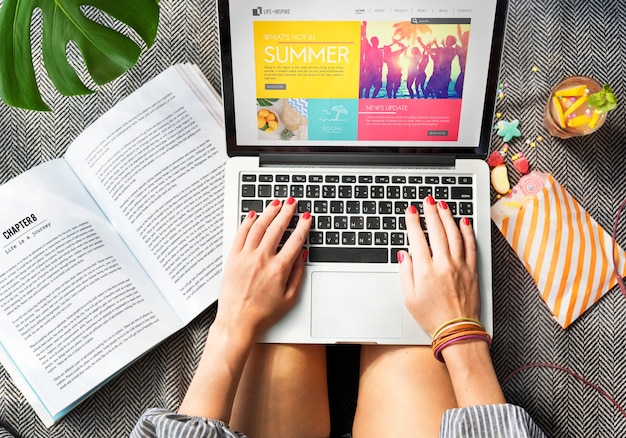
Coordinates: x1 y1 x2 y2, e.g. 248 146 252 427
215 197 312 343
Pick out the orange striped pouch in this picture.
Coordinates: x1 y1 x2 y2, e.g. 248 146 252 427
491 171 626 328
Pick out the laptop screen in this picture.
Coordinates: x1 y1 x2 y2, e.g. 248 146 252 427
218 0 508 158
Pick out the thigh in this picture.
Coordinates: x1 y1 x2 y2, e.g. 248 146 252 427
352 345 457 438
229 344 330 438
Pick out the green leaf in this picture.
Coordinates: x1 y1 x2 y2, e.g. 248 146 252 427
588 93 605 108
588 84 618 113
257 98 279 107
0 0 160 111
280 128 295 140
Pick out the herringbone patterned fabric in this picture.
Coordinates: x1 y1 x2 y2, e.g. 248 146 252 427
491 1 626 437
2 0 626 436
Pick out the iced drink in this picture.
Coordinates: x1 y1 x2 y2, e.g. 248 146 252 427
543 76 606 139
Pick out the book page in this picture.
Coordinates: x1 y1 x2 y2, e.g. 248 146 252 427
65 65 227 323
0 160 183 424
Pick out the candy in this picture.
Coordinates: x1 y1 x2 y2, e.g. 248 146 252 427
517 173 544 196
486 151 505 167
513 156 530 174
497 119 522 142
491 164 511 195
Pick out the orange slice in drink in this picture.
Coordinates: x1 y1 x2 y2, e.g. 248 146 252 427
554 84 588 97
566 114 591 128
552 96 566 129
562 95 588 118
588 111 601 129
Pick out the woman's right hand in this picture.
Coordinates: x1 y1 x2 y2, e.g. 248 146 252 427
398 195 506 408
397 195 481 337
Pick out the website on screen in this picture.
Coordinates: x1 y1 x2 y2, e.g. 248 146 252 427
227 1 498 148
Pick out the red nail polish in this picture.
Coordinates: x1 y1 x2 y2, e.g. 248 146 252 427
287 196 295 205
303 211 311 220
271 199 281 207
248 210 256 219
463 217 471 226
302 249 309 262
425 196 435 205
439 200 448 210
407 205 417 214
397 251 404 263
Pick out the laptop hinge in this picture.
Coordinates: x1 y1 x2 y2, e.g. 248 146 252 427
259 153 455 168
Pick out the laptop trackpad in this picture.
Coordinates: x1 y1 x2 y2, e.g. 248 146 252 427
311 271 402 339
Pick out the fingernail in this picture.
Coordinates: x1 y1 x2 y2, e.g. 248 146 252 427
463 217 471 226
303 211 311 220
439 200 448 210
302 249 309 262
397 251 405 263
425 195 435 205
287 196 295 205
407 205 417 214
271 199 281 207
248 210 256 219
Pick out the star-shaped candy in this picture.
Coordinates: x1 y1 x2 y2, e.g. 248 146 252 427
497 119 522 142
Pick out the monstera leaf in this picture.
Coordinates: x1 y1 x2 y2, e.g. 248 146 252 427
0 0 160 111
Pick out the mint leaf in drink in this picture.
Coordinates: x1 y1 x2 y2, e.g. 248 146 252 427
588 84 618 113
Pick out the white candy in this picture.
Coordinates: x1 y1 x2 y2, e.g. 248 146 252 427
491 164 511 195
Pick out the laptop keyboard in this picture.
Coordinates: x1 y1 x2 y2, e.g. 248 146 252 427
239 172 474 264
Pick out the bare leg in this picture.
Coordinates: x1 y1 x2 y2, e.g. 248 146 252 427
229 344 330 438
352 345 457 438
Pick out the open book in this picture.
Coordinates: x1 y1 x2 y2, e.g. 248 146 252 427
0 64 227 427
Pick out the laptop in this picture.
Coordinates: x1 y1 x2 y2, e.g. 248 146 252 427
218 0 508 344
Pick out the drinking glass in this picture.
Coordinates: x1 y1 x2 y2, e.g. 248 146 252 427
543 76 607 139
